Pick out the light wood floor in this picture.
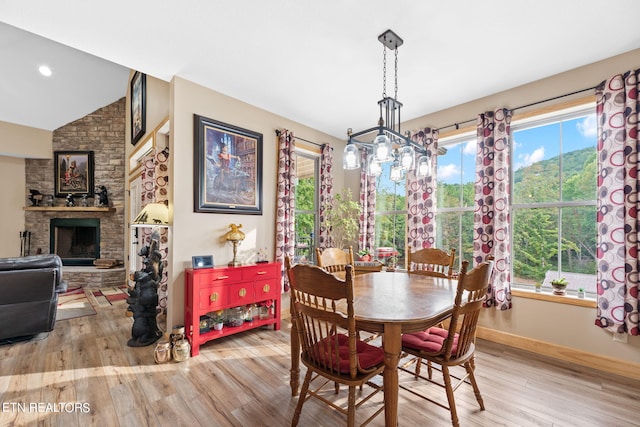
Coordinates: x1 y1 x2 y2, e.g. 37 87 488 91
1 301 638 427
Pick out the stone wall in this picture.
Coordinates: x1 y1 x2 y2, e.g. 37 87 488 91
24 98 126 261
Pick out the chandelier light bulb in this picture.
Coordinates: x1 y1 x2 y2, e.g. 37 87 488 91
390 161 403 182
367 154 382 177
343 144 360 169
400 145 415 170
374 134 392 162
416 155 431 178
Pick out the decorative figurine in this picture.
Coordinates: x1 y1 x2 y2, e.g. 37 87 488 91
127 229 163 347
65 194 75 207
28 189 43 206
96 185 109 207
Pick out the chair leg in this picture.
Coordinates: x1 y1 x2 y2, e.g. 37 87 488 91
347 385 356 427
464 361 485 410
292 370 312 427
441 366 460 427
414 357 422 379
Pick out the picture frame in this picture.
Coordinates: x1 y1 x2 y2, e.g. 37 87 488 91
193 114 263 214
130 71 146 145
54 151 95 198
192 255 214 269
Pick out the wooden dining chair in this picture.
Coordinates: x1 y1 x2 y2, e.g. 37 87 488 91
398 259 494 427
285 258 385 427
408 247 456 279
316 246 355 274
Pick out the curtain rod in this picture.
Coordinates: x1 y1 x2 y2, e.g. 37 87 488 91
434 84 599 133
275 129 323 147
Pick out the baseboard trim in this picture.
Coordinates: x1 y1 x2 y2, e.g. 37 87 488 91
477 326 640 381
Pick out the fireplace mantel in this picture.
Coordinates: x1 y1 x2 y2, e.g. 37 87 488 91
23 206 115 212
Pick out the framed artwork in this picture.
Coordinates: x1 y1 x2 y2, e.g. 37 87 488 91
54 151 95 198
193 114 263 214
130 71 146 145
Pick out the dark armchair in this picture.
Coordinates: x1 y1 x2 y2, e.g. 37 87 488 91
0 254 68 340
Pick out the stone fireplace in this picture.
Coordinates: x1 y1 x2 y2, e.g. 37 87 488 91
50 218 100 266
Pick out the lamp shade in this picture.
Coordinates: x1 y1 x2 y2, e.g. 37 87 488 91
132 203 169 226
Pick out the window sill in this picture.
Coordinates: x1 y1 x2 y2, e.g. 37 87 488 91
511 289 596 308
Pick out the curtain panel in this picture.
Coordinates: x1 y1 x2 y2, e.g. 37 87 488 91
595 69 640 336
474 109 513 310
317 144 334 249
358 150 376 253
140 146 170 314
407 127 438 251
275 129 296 291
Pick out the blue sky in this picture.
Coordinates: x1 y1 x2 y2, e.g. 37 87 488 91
436 113 597 185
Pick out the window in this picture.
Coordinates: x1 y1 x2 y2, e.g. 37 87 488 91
294 151 319 264
511 108 597 294
374 162 407 268
436 137 477 271
437 105 597 296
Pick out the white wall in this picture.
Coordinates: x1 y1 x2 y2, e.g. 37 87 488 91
0 156 25 257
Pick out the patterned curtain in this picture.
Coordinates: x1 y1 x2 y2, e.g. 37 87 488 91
140 146 170 314
595 70 640 336
358 150 376 253
317 144 333 249
407 127 438 251
474 109 513 310
274 129 296 291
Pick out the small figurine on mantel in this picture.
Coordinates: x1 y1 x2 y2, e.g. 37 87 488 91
28 189 43 206
65 194 75 207
96 185 109 207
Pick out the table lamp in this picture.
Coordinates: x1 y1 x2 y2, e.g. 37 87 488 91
224 224 245 267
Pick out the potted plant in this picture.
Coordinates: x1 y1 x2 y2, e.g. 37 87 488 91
534 282 542 293
550 277 568 295
211 310 225 330
358 249 374 262
577 287 585 298
325 188 361 249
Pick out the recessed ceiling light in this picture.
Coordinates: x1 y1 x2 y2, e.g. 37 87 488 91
38 65 52 77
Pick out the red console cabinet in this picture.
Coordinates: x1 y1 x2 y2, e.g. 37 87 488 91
184 262 281 356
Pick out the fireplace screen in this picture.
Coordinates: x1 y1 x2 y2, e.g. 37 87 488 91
50 218 100 266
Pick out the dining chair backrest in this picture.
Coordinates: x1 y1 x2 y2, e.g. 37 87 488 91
408 247 456 279
285 257 361 379
441 259 493 362
316 246 355 275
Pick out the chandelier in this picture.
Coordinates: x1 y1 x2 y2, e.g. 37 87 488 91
343 29 431 182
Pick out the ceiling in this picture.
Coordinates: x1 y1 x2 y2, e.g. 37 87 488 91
1 1 640 138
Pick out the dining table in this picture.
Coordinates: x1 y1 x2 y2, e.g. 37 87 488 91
289 270 458 427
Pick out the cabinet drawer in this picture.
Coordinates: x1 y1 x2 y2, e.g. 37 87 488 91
196 268 242 285
255 280 279 300
228 282 255 306
199 285 227 311
241 264 279 281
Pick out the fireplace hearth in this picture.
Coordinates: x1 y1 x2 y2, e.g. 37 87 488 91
50 218 100 266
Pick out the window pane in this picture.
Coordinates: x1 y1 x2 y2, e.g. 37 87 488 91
512 207 559 286
561 115 597 202
436 211 474 272
560 206 596 292
513 123 560 204
294 213 315 263
374 213 406 267
437 140 476 208
376 162 406 203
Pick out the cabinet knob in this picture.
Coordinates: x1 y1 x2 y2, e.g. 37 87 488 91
263 284 270 293
239 288 247 297
210 292 219 302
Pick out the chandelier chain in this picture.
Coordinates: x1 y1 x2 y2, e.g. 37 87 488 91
394 48 399 100
382 44 387 98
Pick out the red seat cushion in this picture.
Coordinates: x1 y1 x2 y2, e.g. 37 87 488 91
402 327 459 355
309 334 384 373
